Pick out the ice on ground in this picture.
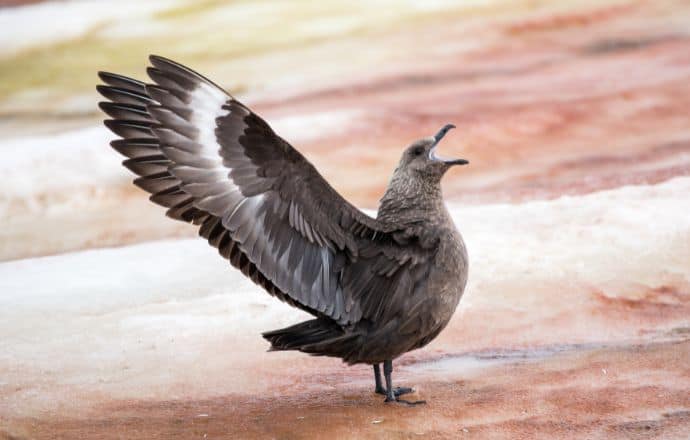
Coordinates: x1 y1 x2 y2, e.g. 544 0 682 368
0 127 126 200
1 177 688 418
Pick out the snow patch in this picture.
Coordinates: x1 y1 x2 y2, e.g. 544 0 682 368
0 126 127 200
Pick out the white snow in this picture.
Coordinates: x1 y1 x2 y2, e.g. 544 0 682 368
270 110 362 143
0 126 126 200
1 177 688 416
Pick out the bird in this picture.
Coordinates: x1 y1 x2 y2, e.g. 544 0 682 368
97 55 469 405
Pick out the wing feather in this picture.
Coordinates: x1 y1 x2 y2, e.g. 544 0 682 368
98 55 432 326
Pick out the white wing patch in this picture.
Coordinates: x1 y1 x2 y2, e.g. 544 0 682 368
145 61 354 323
189 82 228 158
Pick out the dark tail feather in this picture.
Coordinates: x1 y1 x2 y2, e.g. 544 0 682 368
263 319 342 350
262 319 361 361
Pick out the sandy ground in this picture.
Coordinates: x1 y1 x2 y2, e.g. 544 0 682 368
1 0 689 438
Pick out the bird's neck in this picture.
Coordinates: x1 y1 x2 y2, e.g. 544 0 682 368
376 169 448 226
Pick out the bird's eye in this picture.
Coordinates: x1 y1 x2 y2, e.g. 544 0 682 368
413 147 424 156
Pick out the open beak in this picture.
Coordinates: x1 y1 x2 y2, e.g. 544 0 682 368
429 124 469 166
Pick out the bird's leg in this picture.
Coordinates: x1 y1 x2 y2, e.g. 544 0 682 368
375 363 415 397
373 364 386 394
383 360 425 405
383 360 396 402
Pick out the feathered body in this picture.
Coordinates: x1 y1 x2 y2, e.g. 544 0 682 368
97 56 469 370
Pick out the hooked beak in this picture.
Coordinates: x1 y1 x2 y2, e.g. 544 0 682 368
429 124 469 166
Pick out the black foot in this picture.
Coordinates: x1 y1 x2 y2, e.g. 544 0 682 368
378 360 425 406
376 386 415 397
384 396 427 406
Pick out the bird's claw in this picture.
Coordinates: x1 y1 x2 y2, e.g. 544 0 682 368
376 386 415 397
384 396 427 406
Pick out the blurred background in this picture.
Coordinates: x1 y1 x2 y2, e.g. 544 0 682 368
2 0 689 260
1 1 689 438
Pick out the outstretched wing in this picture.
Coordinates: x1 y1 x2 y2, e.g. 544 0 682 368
98 55 430 326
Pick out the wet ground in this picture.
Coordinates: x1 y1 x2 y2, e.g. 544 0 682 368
2 178 689 439
1 0 689 438
8 340 689 440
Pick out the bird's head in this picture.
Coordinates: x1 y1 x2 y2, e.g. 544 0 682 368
398 124 468 181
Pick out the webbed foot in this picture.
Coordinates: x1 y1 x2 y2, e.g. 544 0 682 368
376 386 415 397
384 396 426 406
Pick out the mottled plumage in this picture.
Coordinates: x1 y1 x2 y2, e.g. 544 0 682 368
97 56 469 404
